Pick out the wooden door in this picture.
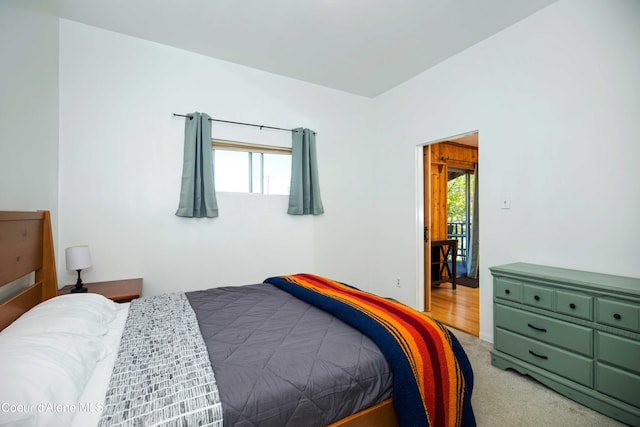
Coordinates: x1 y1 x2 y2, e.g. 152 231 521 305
424 145 449 311
423 147 431 310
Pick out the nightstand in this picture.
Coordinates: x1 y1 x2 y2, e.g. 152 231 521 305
58 278 142 303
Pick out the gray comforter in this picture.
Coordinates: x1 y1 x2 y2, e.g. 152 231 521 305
186 283 393 427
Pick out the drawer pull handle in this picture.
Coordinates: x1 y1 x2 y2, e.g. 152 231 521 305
528 323 547 333
534 295 540 301
569 303 576 309
614 313 622 320
528 350 548 360
505 289 510 295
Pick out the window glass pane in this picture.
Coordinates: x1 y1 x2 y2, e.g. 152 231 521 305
213 148 290 195
214 150 249 192
263 153 291 195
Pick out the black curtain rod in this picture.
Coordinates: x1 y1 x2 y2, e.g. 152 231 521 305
440 156 477 165
173 113 293 133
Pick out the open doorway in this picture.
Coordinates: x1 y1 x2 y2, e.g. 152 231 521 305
423 132 479 336
447 168 479 288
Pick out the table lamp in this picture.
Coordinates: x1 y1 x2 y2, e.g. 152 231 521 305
65 245 92 293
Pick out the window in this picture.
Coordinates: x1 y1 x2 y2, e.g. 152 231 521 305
213 139 291 195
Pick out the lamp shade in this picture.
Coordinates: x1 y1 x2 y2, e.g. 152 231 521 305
65 245 92 271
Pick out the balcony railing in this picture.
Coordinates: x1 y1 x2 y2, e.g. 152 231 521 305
448 222 467 261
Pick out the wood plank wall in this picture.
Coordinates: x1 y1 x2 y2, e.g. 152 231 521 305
428 142 478 240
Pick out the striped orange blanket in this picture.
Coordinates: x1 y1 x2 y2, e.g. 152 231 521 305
265 274 475 427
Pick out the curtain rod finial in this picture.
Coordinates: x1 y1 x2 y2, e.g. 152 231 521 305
173 113 194 120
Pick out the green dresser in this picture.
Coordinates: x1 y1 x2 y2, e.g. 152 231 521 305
490 263 640 426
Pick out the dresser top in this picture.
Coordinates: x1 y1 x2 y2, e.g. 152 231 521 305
490 263 640 296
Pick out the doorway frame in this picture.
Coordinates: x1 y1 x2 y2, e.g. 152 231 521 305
415 130 479 313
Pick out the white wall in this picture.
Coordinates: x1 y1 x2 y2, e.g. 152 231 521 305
58 21 377 296
50 0 640 341
0 2 59 223
373 0 640 341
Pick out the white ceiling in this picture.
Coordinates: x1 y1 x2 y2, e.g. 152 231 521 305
27 0 557 98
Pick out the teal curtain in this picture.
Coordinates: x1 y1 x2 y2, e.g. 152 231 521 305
288 128 324 215
175 112 219 218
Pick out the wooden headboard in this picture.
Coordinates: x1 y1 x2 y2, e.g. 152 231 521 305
0 210 58 331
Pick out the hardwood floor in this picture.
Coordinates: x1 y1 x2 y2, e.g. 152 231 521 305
426 285 479 336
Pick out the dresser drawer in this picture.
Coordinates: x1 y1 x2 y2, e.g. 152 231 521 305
523 284 553 311
556 290 593 320
495 328 593 387
597 298 640 332
597 331 640 375
495 304 593 356
495 277 522 303
596 363 640 408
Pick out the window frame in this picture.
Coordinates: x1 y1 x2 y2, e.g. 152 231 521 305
212 138 292 195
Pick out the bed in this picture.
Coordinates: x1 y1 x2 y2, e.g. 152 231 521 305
0 210 475 427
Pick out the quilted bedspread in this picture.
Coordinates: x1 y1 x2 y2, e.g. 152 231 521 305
265 274 475 427
186 283 393 427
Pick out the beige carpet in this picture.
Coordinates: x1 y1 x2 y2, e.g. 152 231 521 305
450 328 628 426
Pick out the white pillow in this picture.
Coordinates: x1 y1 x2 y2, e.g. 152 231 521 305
32 293 119 324
0 294 118 339
0 333 107 427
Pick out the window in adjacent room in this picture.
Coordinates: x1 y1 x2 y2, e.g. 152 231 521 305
213 139 291 195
